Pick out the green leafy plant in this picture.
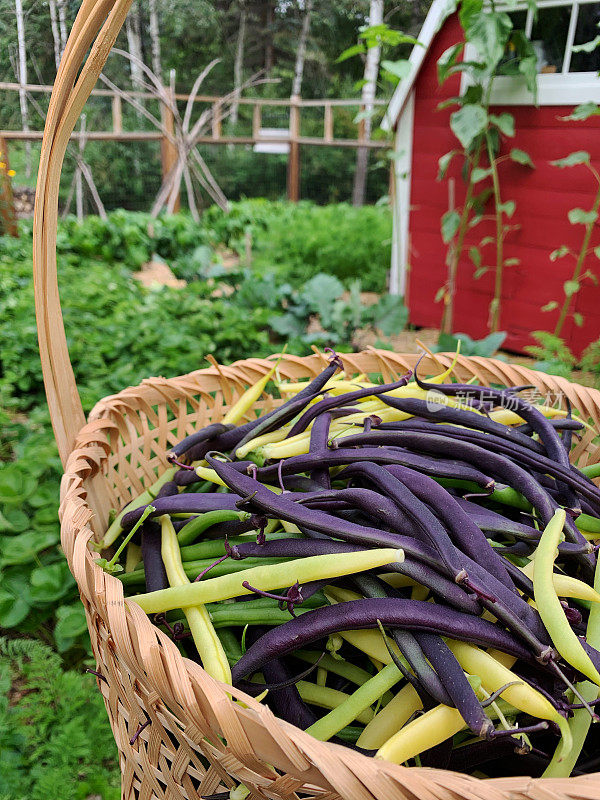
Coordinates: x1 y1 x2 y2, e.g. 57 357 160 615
267 272 408 350
0 636 119 799
436 0 537 334
434 330 507 358
525 331 577 379
540 143 600 336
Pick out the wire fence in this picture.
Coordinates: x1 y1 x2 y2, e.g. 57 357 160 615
1 83 392 215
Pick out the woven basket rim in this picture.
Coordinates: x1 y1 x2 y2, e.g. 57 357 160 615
59 350 600 799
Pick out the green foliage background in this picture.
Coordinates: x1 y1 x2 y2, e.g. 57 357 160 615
0 201 395 798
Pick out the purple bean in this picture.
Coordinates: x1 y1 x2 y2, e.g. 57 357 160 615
286 373 412 438
334 462 468 576
299 487 424 538
377 420 600 514
140 525 168 593
516 419 584 435
205 456 551 642
168 423 234 458
415 632 493 738
121 493 242 529
309 411 334 489
231 539 365 560
333 431 590 557
227 356 344 455
349 462 514 590
412 375 578 510
247 630 318 730
230 599 533 681
155 480 179 498
252 448 494 490
377 395 546 454
204 456 454 566
353 575 452 705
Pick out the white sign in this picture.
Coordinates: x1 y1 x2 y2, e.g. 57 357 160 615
254 127 290 155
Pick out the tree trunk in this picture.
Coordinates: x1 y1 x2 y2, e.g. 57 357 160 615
352 0 383 207
14 0 31 177
57 0 68 53
48 0 61 70
230 4 247 127
264 0 273 75
291 0 313 98
148 0 163 80
126 1 145 93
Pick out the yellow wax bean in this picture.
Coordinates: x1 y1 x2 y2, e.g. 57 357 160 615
378 574 420 590
534 509 600 687
280 520 302 534
159 516 231 684
411 584 429 602
357 684 422 750
235 426 291 459
222 361 280 425
325 586 362 602
339 630 400 666
134 547 403 614
376 703 466 765
487 649 517 669
276 373 350 395
125 542 142 573
522 559 600 604
545 518 600 777
490 407 568 426
295 681 374 725
448 640 573 762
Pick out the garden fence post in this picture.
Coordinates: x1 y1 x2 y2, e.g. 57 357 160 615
287 94 301 202
0 136 18 237
160 83 180 213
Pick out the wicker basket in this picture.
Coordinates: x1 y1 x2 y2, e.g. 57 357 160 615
32 2 600 798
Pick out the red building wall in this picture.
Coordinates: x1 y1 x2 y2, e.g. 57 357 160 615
407 14 600 356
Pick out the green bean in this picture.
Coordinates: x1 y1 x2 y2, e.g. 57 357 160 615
305 662 402 741
102 467 177 548
294 681 374 725
209 605 314 628
216 627 243 666
177 510 252 546
533 509 600 687
179 531 296 561
120 556 288 587
581 463 600 480
294 650 376 687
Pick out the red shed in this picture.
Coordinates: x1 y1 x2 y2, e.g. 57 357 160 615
384 0 600 356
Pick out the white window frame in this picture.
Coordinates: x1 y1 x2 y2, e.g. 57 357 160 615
461 0 600 105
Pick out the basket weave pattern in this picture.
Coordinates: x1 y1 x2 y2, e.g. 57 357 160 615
61 352 600 800
31 1 600 797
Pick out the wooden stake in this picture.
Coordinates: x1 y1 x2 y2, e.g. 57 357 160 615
287 95 301 202
0 136 18 237
112 94 123 133
160 82 180 213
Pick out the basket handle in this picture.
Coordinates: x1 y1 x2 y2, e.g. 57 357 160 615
33 0 133 467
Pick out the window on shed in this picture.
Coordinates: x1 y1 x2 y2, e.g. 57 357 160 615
504 1 600 74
